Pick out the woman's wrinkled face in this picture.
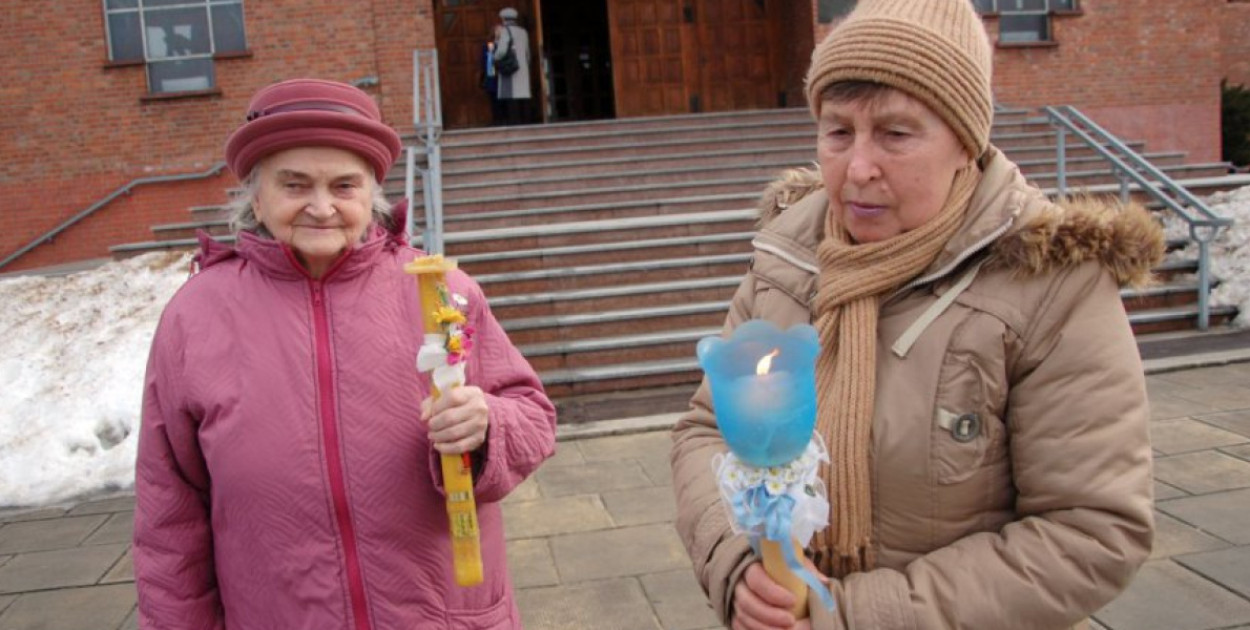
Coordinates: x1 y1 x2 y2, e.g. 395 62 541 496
816 88 971 244
254 147 375 278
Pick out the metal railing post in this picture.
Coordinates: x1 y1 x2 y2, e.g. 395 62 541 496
1198 237 1212 330
409 48 444 254
430 143 444 255
1056 127 1067 197
405 145 416 241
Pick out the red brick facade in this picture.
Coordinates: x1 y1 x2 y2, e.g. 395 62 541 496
0 0 435 272
0 0 1239 272
989 0 1224 164
1226 1 1250 90
812 0 1229 164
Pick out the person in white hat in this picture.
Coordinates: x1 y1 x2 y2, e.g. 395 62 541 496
492 7 532 125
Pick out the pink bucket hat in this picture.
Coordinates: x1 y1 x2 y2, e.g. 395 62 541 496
224 78 402 181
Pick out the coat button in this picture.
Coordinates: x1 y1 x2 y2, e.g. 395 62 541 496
951 413 981 443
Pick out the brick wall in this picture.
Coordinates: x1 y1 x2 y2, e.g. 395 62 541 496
1225 1 1250 89
0 0 436 272
808 1 1223 162
989 0 1223 162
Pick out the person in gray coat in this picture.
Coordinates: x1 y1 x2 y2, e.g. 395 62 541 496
492 7 532 125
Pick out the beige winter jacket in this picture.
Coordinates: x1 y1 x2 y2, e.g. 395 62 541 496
671 147 1160 630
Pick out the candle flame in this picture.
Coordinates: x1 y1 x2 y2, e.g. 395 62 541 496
756 349 780 375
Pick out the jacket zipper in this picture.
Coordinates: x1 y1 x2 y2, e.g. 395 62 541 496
311 282 372 630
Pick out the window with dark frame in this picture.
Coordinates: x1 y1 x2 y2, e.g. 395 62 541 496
104 0 247 95
971 0 1078 44
817 0 857 23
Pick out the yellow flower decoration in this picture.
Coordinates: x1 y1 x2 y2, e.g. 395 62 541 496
447 334 464 354
433 305 466 326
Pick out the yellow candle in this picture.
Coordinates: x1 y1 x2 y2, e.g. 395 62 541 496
761 538 809 619
405 254 484 587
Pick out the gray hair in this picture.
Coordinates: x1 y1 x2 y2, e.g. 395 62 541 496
227 170 395 237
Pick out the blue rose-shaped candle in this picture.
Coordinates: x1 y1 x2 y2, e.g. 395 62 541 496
697 319 820 467
698 319 833 618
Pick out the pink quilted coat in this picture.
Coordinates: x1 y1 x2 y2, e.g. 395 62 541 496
134 227 557 629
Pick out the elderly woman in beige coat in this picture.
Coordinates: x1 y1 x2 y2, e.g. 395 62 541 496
670 1 1159 629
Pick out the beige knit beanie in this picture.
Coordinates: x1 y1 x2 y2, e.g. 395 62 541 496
804 0 993 158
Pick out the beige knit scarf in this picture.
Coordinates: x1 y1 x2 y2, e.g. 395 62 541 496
811 164 981 577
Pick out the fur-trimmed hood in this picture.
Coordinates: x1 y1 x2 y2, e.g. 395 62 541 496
755 147 1165 288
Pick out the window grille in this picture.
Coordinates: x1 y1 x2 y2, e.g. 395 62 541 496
971 0 1077 43
104 0 247 94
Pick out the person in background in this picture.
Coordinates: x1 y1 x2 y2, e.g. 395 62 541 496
133 78 556 628
493 7 532 125
671 0 1159 628
481 40 505 126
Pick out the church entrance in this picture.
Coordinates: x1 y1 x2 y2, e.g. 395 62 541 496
432 0 808 128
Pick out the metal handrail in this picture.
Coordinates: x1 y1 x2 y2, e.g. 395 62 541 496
0 162 228 272
1043 105 1233 329
409 49 445 255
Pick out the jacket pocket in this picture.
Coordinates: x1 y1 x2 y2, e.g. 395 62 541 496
931 312 1009 485
447 593 515 630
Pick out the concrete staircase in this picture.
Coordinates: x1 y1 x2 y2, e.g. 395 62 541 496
112 107 1246 420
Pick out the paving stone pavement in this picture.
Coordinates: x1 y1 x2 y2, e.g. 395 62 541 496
3 362 1250 629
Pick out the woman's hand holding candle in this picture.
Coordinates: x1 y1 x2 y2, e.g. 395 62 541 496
422 385 489 454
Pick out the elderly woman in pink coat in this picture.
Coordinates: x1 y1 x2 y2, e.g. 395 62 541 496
133 78 556 629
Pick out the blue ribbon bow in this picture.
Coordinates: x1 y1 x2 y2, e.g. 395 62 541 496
731 486 836 612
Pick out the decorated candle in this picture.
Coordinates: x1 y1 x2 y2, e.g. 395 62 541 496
698 319 834 618
404 254 484 588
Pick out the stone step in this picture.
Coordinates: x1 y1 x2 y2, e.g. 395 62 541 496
441 131 816 167
487 276 741 320
1128 304 1239 335
991 131 1083 152
421 174 774 214
424 159 808 203
500 300 730 346
459 232 754 276
539 357 704 398
1120 280 1219 312
476 252 750 297
437 145 818 185
429 108 813 143
519 326 718 372
442 208 758 256
998 140 1149 164
1023 162 1234 191
152 219 230 241
440 118 818 156
438 191 755 231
